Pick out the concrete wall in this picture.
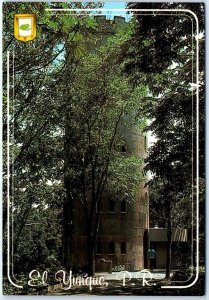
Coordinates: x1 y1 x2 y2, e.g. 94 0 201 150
149 228 188 242
152 242 179 269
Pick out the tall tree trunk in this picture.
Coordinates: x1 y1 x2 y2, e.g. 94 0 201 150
63 99 75 269
63 198 73 269
63 152 75 270
14 203 32 253
87 233 95 276
166 201 172 278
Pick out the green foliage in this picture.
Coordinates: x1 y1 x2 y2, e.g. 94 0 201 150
126 1 204 222
85 18 98 29
14 202 62 272
107 155 144 200
125 2 205 277
3 2 148 279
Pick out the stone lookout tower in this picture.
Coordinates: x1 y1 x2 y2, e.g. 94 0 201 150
65 16 149 272
94 123 149 272
69 123 149 272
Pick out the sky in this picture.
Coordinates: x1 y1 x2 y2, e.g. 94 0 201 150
102 1 130 19
103 2 126 10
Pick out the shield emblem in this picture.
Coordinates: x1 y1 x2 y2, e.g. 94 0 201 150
14 14 36 42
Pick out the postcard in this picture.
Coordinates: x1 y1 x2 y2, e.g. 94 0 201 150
2 1 205 296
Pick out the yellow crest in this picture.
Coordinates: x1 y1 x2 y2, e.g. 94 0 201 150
14 14 36 42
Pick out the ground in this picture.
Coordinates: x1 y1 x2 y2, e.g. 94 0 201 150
49 270 172 296
7 270 203 296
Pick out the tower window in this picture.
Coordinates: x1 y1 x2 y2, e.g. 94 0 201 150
145 192 148 203
108 199 116 213
121 144 126 153
144 136 147 151
108 241 115 254
121 242 126 254
96 241 103 254
121 199 127 213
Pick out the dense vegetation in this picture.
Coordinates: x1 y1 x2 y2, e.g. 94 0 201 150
2 2 204 295
3 2 146 280
126 2 204 281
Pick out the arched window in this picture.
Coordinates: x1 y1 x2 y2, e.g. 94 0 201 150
96 241 103 254
108 241 115 254
145 192 148 203
121 144 126 153
108 199 116 213
121 199 127 213
121 242 126 254
144 136 147 151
